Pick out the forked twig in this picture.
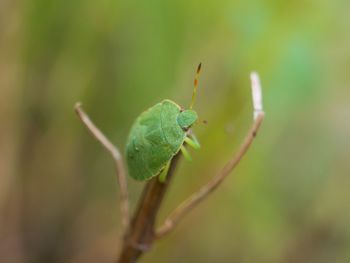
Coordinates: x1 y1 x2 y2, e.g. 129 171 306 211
74 103 130 232
155 72 265 238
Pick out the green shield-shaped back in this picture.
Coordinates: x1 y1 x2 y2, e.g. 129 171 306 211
126 100 186 180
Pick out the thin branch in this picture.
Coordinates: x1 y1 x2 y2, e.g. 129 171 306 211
155 72 265 238
74 103 130 232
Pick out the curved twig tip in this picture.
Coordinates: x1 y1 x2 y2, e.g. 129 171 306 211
250 72 264 120
74 102 82 109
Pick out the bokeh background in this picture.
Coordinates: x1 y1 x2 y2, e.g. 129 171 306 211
1 0 350 262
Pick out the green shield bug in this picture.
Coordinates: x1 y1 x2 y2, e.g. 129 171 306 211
126 64 202 181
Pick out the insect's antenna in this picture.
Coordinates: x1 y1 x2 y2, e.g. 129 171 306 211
190 63 202 109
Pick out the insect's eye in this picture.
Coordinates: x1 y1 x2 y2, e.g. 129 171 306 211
177 110 198 130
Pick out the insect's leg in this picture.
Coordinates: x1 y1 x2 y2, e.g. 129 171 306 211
158 161 171 183
184 134 200 150
180 145 192 161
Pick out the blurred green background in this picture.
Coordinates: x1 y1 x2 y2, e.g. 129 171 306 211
1 0 350 262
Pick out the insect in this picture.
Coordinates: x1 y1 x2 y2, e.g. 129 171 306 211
126 64 202 181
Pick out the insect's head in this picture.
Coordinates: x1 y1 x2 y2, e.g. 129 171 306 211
177 109 198 130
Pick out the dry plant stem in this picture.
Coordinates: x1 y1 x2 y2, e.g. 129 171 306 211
117 153 181 263
74 103 130 231
156 112 265 238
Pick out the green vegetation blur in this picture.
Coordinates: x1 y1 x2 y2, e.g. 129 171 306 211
1 0 349 262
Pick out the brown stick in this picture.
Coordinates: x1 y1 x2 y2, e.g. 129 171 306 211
74 103 130 232
117 153 181 263
75 71 264 262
